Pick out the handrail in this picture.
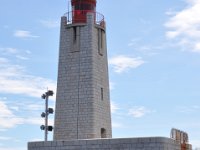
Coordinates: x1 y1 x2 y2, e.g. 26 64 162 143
64 11 105 28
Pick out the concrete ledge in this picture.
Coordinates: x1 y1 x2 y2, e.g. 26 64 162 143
28 137 180 150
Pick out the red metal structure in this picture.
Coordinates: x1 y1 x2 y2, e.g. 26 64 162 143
64 0 104 27
71 0 96 23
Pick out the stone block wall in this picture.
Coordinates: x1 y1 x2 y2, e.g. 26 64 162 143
28 137 181 150
54 13 112 141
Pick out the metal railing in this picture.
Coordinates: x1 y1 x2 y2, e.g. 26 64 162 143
64 10 105 27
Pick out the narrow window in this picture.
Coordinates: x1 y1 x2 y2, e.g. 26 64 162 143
101 88 103 100
101 128 106 138
98 29 104 56
98 29 101 52
101 30 103 48
71 27 80 53
73 27 77 43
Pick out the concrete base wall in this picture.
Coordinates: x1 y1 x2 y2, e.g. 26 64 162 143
28 137 180 150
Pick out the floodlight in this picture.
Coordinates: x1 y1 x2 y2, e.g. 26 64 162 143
40 125 45 130
41 94 46 99
46 90 54 96
48 126 53 131
48 108 54 114
41 112 46 118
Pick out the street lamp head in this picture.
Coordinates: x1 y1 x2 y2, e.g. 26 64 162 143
41 94 46 99
48 126 53 131
46 90 54 96
41 112 46 118
48 108 54 114
40 125 45 130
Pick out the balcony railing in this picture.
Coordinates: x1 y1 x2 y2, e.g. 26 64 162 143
64 11 105 28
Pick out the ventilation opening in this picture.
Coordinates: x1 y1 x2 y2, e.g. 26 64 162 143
101 128 106 138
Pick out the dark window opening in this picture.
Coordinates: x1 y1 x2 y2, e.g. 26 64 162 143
98 29 104 56
101 128 106 138
101 30 103 48
73 27 77 43
101 88 103 100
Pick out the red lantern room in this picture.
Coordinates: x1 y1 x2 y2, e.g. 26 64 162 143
71 0 97 23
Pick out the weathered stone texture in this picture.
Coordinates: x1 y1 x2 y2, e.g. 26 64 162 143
53 13 112 141
28 137 181 150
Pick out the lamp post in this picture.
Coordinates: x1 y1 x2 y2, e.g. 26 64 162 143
40 90 54 141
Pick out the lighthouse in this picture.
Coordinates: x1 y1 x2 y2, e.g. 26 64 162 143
28 1 193 149
53 0 112 140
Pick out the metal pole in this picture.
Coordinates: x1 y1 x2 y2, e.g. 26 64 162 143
41 90 53 141
45 95 48 141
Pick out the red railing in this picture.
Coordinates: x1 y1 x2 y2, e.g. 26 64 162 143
64 11 105 28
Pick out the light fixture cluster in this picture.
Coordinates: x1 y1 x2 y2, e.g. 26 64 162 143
40 90 54 141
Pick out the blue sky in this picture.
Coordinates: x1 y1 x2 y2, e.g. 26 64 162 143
0 0 200 149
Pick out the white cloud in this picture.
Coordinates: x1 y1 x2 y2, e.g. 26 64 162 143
24 118 43 125
0 58 8 63
0 48 18 54
10 106 19 111
0 58 56 98
0 117 24 128
165 9 177 16
40 19 59 28
128 106 154 118
0 137 12 140
14 30 39 38
109 81 115 90
0 101 12 117
191 140 200 149
0 100 53 129
109 55 145 73
10 102 50 112
0 101 24 128
165 0 200 52
29 138 43 142
0 47 31 60
24 117 53 126
26 104 43 111
25 50 31 54
112 122 122 128
16 55 29 60
111 101 120 114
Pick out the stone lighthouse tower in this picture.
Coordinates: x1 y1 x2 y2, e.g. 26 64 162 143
53 0 112 140
28 0 192 150
28 1 193 149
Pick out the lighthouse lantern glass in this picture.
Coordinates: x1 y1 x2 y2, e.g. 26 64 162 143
71 0 96 23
